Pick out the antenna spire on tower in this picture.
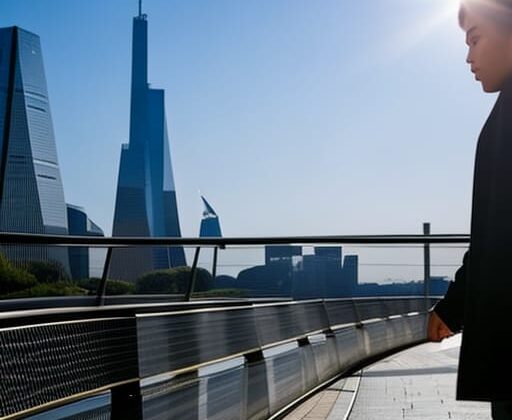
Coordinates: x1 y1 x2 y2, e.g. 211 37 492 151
139 0 142 17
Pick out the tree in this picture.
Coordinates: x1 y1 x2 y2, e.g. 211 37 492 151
0 253 37 295
5 282 85 298
77 278 135 295
26 260 69 283
192 288 246 298
136 267 213 294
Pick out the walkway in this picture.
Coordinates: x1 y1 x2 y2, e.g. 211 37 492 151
283 335 492 420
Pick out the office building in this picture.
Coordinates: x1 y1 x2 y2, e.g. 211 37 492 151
199 196 222 237
66 204 104 280
110 6 186 280
0 27 69 272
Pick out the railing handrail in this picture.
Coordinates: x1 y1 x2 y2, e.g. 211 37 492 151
0 231 470 247
0 295 436 318
0 230 464 308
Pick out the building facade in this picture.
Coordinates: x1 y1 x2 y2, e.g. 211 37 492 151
0 27 69 271
343 255 359 293
110 9 186 281
67 204 104 280
199 196 222 238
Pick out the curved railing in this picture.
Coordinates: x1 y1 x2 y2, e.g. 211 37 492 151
0 233 468 419
0 297 434 419
0 231 468 306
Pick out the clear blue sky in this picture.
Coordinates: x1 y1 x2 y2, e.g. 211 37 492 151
0 0 496 242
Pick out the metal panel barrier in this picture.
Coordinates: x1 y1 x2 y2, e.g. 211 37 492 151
0 232 460 418
0 298 429 419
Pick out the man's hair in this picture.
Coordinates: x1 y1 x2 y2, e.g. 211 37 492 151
459 0 512 29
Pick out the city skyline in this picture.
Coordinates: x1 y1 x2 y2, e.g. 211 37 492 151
1 1 496 239
0 1 483 282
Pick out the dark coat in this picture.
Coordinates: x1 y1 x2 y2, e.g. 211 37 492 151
435 77 512 402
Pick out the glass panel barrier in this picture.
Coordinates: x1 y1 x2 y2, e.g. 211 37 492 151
0 237 469 304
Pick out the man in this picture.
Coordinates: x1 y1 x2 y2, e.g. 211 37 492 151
428 0 512 418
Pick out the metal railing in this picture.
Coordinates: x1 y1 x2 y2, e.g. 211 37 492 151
0 297 434 419
0 232 469 419
0 231 470 307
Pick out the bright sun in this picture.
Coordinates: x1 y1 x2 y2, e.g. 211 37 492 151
382 0 462 63
444 0 463 15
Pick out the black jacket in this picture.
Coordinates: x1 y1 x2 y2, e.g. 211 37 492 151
435 77 512 401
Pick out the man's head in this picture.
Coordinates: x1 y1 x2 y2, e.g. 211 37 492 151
459 0 512 92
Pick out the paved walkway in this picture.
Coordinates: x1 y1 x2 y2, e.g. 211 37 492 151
283 335 492 420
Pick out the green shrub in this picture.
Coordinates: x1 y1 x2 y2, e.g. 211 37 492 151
0 253 37 295
75 278 99 294
136 266 213 294
77 278 135 295
3 281 86 298
192 288 247 298
136 270 185 293
26 260 70 283
106 279 135 295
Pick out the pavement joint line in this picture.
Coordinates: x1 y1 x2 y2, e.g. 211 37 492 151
269 371 363 420
342 372 362 420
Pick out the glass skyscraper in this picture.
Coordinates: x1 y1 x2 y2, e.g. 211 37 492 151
0 26 69 271
199 196 222 238
67 204 104 280
110 8 186 281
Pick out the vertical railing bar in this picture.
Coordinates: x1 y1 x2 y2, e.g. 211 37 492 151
212 246 218 280
185 247 201 301
423 222 431 313
352 298 363 328
96 247 113 306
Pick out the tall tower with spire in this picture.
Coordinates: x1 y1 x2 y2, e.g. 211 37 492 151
110 2 186 281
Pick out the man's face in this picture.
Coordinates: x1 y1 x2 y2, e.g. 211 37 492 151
463 8 512 92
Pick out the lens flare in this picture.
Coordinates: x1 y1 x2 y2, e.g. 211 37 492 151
384 0 461 62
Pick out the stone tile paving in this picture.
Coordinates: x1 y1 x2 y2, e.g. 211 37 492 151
284 378 354 420
283 335 492 420
349 335 491 419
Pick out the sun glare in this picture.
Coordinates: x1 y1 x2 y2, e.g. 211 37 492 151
384 0 462 62
444 0 463 16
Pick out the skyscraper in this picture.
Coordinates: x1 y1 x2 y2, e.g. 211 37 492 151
67 204 104 280
343 255 359 293
199 196 222 238
0 27 69 271
110 6 186 281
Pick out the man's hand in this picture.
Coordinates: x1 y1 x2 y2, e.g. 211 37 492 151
427 311 454 342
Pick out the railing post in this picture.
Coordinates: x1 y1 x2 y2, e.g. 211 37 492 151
352 298 363 329
423 223 431 313
212 246 218 280
111 381 143 420
185 247 201 301
96 247 113 306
